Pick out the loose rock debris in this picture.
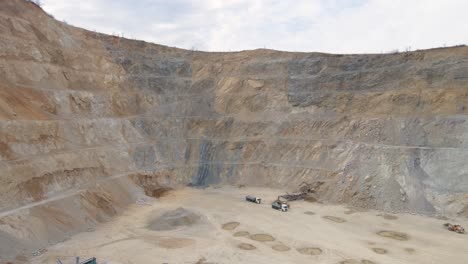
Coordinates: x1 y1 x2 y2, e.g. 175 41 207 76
444 223 465 234
299 181 324 193
31 248 47 257
278 192 308 201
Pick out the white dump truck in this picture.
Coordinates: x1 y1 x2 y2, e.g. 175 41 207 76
245 195 262 204
272 200 289 212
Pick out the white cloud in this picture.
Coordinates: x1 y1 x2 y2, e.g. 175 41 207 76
41 0 468 53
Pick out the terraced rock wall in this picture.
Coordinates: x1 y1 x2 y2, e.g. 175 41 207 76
0 0 467 261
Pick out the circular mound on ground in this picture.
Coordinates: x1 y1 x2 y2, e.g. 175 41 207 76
222 222 240 230
297 247 322 255
238 243 256 250
372 248 387 254
323 216 346 223
272 244 291 252
377 231 409 241
148 207 202 231
233 231 250 237
249 233 275 242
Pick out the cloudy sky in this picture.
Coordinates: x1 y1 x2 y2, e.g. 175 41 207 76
41 0 468 53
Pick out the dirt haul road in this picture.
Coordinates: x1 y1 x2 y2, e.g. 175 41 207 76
31 187 468 264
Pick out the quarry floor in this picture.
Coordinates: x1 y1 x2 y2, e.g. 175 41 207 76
31 187 468 264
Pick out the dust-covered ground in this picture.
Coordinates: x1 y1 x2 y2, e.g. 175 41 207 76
31 187 468 264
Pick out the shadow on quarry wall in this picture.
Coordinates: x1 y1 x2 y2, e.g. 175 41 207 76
190 139 245 187
191 140 222 187
404 150 436 214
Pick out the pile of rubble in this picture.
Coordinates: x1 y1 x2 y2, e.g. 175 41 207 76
275 181 325 202
444 223 465 234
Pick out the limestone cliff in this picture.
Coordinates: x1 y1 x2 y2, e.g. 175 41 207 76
0 0 467 261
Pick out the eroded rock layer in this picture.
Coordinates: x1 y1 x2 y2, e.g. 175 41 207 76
0 0 467 261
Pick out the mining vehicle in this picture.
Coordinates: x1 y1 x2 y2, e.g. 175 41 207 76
245 195 262 204
272 200 289 212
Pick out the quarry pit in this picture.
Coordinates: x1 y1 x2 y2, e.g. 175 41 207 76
0 1 467 263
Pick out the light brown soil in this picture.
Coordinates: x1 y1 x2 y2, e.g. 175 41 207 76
361 260 377 264
147 208 201 231
29 187 468 264
339 260 361 264
344 207 369 215
158 237 194 249
305 196 317 203
340 260 376 264
371 248 388 254
304 211 315 215
323 216 347 223
381 214 398 220
195 257 213 264
377 231 410 241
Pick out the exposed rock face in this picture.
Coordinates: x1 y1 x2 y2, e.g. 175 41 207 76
0 0 467 261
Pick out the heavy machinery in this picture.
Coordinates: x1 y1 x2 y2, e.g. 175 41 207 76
278 192 308 201
444 223 465 234
299 181 324 193
272 199 289 212
245 195 262 204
